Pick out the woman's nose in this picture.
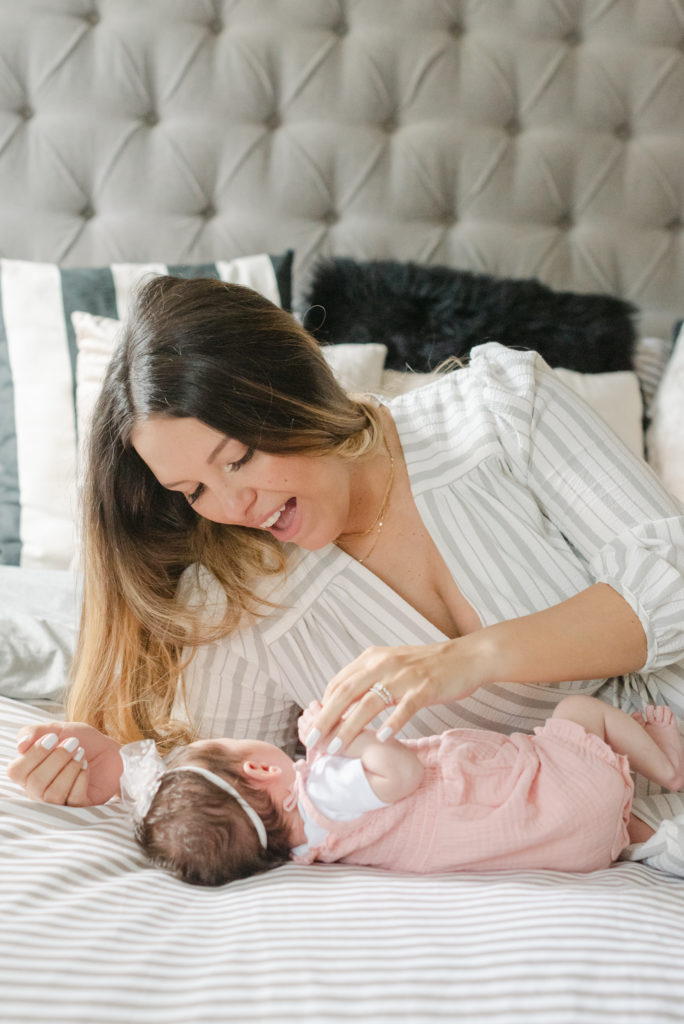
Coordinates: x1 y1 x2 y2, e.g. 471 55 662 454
217 484 257 524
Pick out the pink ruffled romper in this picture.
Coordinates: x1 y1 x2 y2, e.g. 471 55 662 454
291 719 634 873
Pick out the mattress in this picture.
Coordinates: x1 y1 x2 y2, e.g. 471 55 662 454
2 695 684 1024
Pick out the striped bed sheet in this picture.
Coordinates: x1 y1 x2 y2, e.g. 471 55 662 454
1 697 684 1024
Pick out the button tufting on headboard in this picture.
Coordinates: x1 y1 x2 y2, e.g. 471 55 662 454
0 0 682 337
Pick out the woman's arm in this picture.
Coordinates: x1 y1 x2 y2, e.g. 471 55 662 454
306 347 683 752
307 581 646 751
473 580 647 686
8 722 123 806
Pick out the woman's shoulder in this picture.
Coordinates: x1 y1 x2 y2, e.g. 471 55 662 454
469 342 552 397
387 343 547 441
387 343 546 413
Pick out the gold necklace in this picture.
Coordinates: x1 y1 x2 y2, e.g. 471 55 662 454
334 437 395 565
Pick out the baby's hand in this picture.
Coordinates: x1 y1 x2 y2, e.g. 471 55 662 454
297 701 323 746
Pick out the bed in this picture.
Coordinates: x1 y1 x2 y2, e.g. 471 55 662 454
2 2 684 1022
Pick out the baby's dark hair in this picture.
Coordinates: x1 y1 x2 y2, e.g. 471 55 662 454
135 742 292 886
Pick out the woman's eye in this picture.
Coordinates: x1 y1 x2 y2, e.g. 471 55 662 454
226 447 255 473
185 447 255 505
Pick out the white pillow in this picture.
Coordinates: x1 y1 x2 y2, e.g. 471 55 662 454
74 312 123 456
647 325 684 502
319 343 387 393
552 367 644 459
0 565 79 704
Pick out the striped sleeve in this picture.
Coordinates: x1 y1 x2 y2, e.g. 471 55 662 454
474 344 684 672
177 636 301 755
173 565 301 752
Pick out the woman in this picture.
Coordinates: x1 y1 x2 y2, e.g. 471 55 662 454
12 275 684 839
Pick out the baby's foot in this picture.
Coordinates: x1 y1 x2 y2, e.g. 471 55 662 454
632 706 684 791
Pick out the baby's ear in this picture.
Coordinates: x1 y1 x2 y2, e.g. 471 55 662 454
242 760 282 783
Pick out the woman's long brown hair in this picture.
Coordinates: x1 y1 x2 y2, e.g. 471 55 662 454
68 276 383 750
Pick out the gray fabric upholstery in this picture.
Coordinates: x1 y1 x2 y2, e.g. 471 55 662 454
0 1 682 337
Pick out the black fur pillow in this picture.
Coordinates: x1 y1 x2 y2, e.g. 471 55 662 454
301 258 637 374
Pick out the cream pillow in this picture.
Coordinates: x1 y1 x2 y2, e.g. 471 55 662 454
647 326 684 502
319 343 387 393
74 312 122 449
552 367 644 460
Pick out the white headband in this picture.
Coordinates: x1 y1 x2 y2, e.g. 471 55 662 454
166 764 268 849
119 740 268 850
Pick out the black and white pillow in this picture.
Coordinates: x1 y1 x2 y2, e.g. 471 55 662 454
0 254 293 569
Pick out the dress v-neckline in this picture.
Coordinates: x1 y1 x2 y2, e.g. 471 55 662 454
335 397 486 642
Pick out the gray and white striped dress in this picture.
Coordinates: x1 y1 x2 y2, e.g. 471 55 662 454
179 342 684 841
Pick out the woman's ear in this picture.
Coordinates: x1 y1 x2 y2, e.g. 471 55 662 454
242 760 282 784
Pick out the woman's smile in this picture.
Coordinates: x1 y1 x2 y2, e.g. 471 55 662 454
259 497 299 538
130 416 356 550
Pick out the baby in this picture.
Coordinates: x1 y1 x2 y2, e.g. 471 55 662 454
119 695 684 885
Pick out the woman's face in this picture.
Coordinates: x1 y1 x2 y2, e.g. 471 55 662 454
131 416 354 550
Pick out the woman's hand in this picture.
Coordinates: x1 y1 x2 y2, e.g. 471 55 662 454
297 701 324 747
304 638 483 753
8 722 124 806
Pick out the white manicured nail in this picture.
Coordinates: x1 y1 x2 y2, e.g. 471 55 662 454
81 759 88 770
304 728 320 749
327 737 342 755
377 726 393 743
40 733 58 750
74 747 85 762
16 735 31 752
63 737 79 753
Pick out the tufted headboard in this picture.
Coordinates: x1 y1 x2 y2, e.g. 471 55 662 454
1 0 683 337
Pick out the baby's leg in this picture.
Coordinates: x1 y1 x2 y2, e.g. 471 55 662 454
552 695 684 791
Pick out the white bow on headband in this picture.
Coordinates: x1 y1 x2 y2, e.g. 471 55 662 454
119 739 268 849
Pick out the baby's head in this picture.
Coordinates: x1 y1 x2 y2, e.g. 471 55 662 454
127 737 296 886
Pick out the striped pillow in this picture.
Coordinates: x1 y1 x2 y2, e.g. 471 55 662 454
0 254 293 569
